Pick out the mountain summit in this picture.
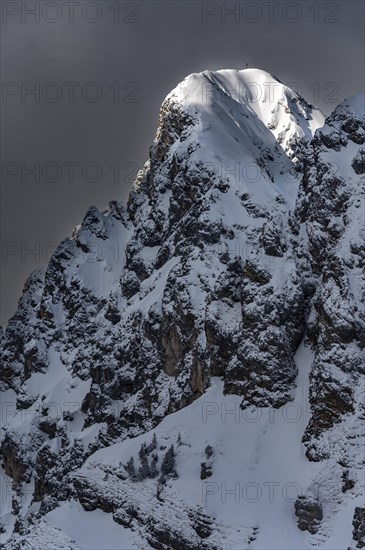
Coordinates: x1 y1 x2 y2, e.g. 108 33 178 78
1 70 364 549
166 68 324 152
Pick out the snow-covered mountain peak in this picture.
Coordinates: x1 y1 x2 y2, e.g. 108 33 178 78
1 71 364 549
140 68 326 218
164 68 325 158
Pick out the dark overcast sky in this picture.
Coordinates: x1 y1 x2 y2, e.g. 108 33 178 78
1 0 364 325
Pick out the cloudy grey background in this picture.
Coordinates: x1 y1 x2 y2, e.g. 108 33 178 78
1 0 364 325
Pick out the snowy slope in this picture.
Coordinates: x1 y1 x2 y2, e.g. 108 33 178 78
5 346 362 549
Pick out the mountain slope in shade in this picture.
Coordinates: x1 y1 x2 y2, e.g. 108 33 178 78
0 70 364 549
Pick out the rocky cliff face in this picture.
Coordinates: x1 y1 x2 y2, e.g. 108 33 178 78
0 69 364 549
295 95 365 465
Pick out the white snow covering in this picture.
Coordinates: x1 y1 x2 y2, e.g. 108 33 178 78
46 501 148 549
169 68 325 143
62 343 361 550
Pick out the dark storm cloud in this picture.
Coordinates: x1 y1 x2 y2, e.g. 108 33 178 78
1 0 364 324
